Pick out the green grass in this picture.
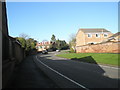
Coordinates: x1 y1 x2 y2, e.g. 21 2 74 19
56 53 119 66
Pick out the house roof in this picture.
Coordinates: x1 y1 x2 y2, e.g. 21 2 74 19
108 32 120 38
102 32 120 42
36 41 51 46
79 28 111 33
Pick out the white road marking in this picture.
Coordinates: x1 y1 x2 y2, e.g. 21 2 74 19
35 56 89 90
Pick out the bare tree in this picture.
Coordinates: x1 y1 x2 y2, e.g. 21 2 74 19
19 33 30 39
69 33 76 42
69 33 76 52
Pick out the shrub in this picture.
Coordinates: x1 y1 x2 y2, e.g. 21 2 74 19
70 48 76 53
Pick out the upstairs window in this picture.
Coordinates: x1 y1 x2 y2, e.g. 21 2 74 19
104 33 108 37
96 34 100 38
88 34 92 37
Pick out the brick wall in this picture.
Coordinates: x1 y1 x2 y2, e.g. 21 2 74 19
76 42 120 53
76 30 85 46
13 41 25 64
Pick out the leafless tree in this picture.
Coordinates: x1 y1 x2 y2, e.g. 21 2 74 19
19 33 30 39
69 33 76 52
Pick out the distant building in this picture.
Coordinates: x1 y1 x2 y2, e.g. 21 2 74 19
76 28 113 46
36 41 52 52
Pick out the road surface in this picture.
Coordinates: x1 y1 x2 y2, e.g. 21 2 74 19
33 52 119 89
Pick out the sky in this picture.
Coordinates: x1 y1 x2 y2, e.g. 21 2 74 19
6 2 118 42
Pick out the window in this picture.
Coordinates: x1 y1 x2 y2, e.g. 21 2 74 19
88 34 92 37
96 34 100 38
104 34 108 37
87 42 96 45
38 46 41 49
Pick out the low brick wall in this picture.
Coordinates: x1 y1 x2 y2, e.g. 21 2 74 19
76 42 120 53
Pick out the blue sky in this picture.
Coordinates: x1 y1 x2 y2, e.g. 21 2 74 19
6 2 118 42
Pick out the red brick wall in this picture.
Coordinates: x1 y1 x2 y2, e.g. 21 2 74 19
76 42 120 53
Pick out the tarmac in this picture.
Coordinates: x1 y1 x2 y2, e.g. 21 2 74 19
7 55 58 88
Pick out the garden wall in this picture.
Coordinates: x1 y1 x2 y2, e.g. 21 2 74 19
76 42 120 53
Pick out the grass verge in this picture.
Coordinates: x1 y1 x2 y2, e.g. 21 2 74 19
56 53 119 66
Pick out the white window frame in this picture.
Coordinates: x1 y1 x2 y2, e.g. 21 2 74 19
87 42 95 45
104 33 108 38
95 33 100 38
87 33 92 38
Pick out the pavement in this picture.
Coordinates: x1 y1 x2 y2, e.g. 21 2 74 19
7 51 119 89
8 55 58 88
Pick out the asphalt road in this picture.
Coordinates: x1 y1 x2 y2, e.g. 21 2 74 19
33 52 119 89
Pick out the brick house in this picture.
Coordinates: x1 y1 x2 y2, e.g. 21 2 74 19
105 32 120 42
36 41 52 52
76 28 113 47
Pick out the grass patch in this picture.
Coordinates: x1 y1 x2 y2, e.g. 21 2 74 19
56 53 119 66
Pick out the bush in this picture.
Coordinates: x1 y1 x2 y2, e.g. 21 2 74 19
70 48 76 53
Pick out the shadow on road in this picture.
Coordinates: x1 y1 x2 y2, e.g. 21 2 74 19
71 56 105 74
37 54 119 88
4 55 58 89
71 56 98 64
4 53 119 89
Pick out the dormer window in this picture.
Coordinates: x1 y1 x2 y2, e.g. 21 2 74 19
88 34 92 37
